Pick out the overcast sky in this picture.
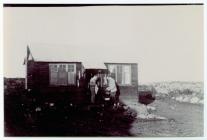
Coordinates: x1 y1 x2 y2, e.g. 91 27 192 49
3 5 203 83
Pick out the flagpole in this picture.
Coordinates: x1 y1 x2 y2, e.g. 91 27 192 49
25 45 29 90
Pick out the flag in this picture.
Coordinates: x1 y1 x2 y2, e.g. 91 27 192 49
27 45 30 60
23 45 30 65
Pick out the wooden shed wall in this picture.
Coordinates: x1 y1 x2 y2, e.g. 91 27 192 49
27 61 82 90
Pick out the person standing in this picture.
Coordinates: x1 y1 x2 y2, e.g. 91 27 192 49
89 74 98 103
106 75 117 106
115 82 120 107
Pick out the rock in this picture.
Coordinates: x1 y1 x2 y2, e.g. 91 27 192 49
182 96 189 102
147 105 156 111
123 106 129 110
137 114 167 120
190 97 200 104
176 96 183 102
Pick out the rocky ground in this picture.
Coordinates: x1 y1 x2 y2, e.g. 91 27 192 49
120 95 204 137
4 78 204 137
5 93 203 137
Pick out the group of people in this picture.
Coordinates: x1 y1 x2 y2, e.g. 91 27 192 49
89 73 120 107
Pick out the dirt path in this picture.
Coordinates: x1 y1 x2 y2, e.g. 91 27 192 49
128 98 204 136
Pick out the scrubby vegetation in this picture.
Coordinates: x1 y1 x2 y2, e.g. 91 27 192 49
4 77 136 136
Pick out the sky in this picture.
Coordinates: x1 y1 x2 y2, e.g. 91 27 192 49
3 5 203 84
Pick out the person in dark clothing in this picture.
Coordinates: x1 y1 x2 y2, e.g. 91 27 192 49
115 82 120 107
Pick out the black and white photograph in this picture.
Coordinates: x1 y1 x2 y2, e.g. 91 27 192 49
3 3 204 137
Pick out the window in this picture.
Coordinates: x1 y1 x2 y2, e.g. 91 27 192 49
108 64 131 85
49 63 76 86
122 65 131 85
50 65 58 85
68 64 74 72
67 64 76 85
58 64 68 85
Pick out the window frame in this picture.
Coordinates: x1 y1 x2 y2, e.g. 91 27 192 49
67 64 76 85
107 64 132 86
49 63 76 86
122 65 132 85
